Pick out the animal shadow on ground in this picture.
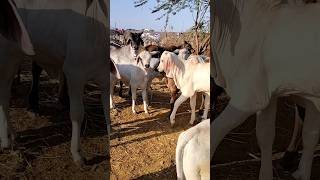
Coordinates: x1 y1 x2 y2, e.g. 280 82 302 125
133 165 176 180
110 88 204 148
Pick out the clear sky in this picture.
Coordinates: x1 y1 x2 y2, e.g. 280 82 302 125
110 0 197 32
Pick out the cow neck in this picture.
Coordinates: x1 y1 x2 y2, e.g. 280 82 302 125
170 58 185 90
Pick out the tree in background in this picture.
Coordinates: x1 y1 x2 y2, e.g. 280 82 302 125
134 0 210 55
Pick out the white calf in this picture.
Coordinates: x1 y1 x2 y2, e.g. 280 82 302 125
110 50 153 115
176 119 210 180
158 51 210 125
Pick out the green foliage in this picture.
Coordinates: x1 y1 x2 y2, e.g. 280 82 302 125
134 0 209 32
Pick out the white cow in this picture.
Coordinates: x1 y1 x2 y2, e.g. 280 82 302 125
0 0 35 151
110 49 154 115
158 51 210 126
212 0 320 179
176 119 210 180
1 0 110 165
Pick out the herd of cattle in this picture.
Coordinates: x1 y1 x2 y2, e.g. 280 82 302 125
0 0 210 179
110 29 211 179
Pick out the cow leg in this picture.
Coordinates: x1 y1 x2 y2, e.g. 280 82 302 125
128 85 132 97
170 94 189 126
110 75 117 109
212 77 224 119
281 104 303 172
0 87 11 149
131 85 137 114
96 75 111 137
65 74 85 164
0 53 23 150
169 92 177 115
169 82 178 116
58 73 70 109
189 93 197 125
201 94 210 120
211 103 254 158
199 93 205 114
146 80 152 105
0 75 16 150
102 88 111 136
256 98 277 180
118 81 123 97
293 102 320 180
28 62 42 114
287 105 303 152
142 88 149 115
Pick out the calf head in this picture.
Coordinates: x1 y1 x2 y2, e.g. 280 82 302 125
136 50 152 69
177 48 191 60
158 51 177 78
124 31 144 57
0 0 34 55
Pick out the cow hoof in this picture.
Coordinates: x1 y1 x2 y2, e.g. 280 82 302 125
75 158 86 169
145 112 150 116
132 111 137 114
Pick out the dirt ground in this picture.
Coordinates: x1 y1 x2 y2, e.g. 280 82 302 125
1 60 205 180
109 77 205 180
212 94 320 180
0 60 110 179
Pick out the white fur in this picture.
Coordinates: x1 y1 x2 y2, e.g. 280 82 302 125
158 51 210 125
176 119 210 180
212 1 320 179
110 50 154 115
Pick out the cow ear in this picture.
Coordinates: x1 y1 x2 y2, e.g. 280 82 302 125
0 0 34 55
